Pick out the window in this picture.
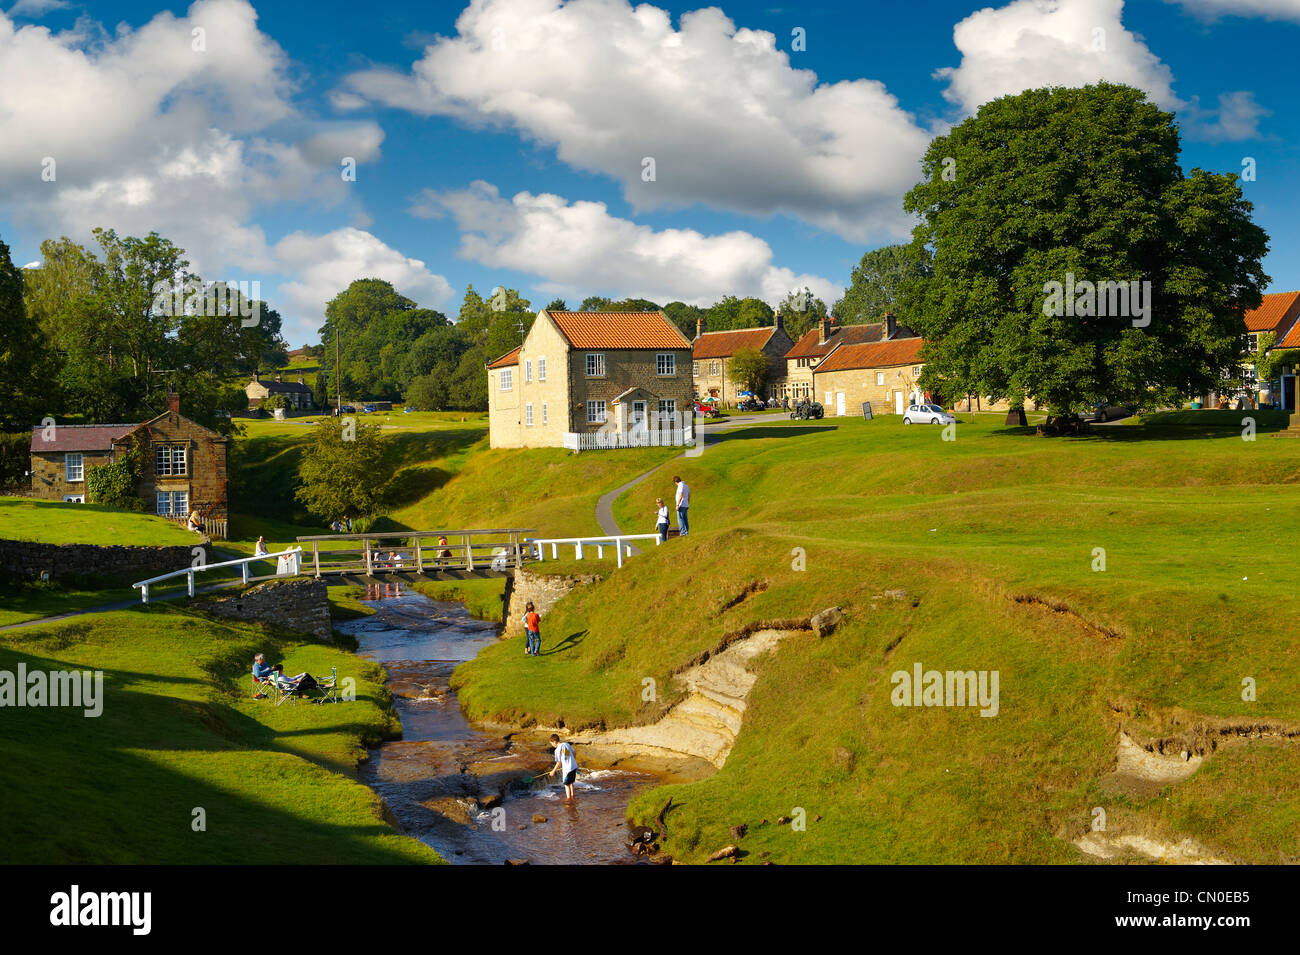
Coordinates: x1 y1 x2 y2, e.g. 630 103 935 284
64 453 83 482
155 444 187 476
692 361 700 376
710 360 721 376
585 353 605 377
156 490 188 516
499 368 513 390
912 366 921 376
586 400 607 424
525 360 532 383
876 372 885 386
538 356 547 381
542 402 548 425
525 403 534 427
658 399 676 418
657 353 676 376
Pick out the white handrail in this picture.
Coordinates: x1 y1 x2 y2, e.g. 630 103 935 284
132 548 301 604
528 534 662 568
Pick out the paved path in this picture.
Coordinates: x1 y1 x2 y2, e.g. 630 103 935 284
593 412 803 554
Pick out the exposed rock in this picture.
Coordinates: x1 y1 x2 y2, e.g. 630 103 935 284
531 814 547 824
706 844 740 863
830 746 855 771
729 824 748 840
506 567 604 636
810 606 843 637
201 576 333 641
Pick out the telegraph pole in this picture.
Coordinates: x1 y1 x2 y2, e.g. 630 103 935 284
335 327 342 413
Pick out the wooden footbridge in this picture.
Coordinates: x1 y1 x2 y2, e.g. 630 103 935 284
132 527 662 602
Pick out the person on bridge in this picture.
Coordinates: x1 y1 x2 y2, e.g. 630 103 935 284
655 497 669 543
673 476 690 537
524 601 541 656
254 536 270 558
436 535 452 567
547 733 579 802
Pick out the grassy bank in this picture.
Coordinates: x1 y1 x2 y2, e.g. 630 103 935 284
0 496 198 546
0 605 441 863
452 414 1300 863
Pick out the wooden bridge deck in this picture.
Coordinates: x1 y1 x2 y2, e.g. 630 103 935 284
295 527 534 580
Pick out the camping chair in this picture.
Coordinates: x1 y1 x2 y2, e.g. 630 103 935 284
307 667 340 705
252 672 276 701
272 672 305 707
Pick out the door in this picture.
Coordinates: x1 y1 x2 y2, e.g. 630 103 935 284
631 400 646 427
895 391 905 415
836 391 846 417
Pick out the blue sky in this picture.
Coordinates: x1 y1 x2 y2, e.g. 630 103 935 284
1 0 1297 345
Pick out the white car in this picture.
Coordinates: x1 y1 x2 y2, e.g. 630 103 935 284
902 403 955 425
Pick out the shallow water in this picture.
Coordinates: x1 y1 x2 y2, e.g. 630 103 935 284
338 589 661 865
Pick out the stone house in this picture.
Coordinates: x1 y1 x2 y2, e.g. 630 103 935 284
246 371 314 412
692 316 794 405
781 313 917 403
1240 291 1300 409
811 337 927 416
487 309 695 450
29 392 229 526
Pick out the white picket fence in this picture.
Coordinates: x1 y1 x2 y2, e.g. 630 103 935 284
529 534 661 567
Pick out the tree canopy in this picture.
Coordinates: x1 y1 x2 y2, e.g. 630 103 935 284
902 82 1269 415
834 244 931 327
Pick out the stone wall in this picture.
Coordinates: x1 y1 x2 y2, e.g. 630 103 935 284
504 567 603 636
0 537 212 582
200 576 332 641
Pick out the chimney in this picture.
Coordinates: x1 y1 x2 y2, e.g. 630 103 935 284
252 370 259 383
275 372 283 382
695 317 704 340
884 311 897 340
167 389 180 415
818 315 832 345
774 309 784 333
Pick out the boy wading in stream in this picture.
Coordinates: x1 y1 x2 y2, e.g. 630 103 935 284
547 734 579 802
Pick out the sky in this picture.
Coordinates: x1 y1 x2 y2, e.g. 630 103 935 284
1 0 1298 346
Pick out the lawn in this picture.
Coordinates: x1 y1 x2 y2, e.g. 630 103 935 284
0 605 441 864
452 413 1300 863
0 496 198 546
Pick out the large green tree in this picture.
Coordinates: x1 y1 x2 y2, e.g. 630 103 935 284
834 243 931 326
0 239 50 430
706 296 774 332
902 83 1269 417
776 287 828 341
295 416 388 521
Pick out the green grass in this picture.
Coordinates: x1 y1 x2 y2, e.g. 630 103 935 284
451 413 1300 863
0 496 198 546
410 578 508 621
0 605 441 863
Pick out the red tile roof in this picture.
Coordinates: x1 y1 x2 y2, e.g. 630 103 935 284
692 326 776 359
486 346 521 369
30 423 141 453
1243 291 1300 334
813 337 925 374
786 321 887 359
546 310 691 350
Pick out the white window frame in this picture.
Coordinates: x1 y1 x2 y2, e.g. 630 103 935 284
585 353 605 378
538 356 547 381
656 353 676 377
525 360 532 383
876 372 885 386
692 361 700 376
155 444 187 477
525 403 534 427
710 360 721 376
587 400 607 424
499 368 513 391
657 399 676 418
631 400 646 425
64 453 83 483
156 490 188 516
542 402 548 425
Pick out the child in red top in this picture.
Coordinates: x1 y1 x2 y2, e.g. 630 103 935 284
524 602 541 656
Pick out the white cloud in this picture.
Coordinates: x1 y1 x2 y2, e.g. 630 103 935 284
936 0 1264 140
417 180 838 308
0 0 392 337
342 0 932 242
273 227 456 326
5 0 70 18
1169 0 1300 22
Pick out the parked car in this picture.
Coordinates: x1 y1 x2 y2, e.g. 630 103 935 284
902 403 956 425
362 404 377 414
1082 403 1131 423
339 405 356 413
693 401 721 418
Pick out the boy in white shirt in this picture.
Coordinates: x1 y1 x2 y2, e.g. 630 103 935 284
547 733 579 801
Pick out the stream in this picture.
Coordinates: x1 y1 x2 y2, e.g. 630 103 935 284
337 587 662 865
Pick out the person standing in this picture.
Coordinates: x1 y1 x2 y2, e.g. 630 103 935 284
655 497 670 543
547 733 579 801
524 601 541 656
673 475 690 537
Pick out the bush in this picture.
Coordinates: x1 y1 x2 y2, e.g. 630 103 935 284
85 435 144 510
0 432 30 493
262 394 288 410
